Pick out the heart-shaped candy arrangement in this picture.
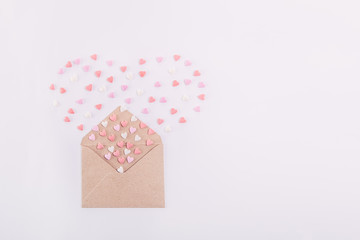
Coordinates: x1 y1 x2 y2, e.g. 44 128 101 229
50 54 206 133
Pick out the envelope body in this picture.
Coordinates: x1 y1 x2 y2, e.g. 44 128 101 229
81 106 165 208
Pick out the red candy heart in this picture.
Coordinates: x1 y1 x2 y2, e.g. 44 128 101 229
172 80 179 87
90 54 97 60
95 70 101 78
120 66 127 72
139 71 146 77
148 96 156 103
65 61 72 68
95 104 102 110
170 108 177 115
139 58 146 65
198 94 205 100
157 118 164 125
77 124 83 131
179 117 186 123
193 70 201 76
60 88 66 94
85 84 92 91
64 116 70 122
68 108 74 114
107 76 113 83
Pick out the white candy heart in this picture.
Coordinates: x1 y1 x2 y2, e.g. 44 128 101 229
121 132 128 139
124 148 131 155
84 112 92 118
70 74 78 82
134 135 141 141
168 67 176 74
136 89 144 96
120 105 127 112
126 72 133 80
108 146 114 153
131 115 137 122
165 125 172 132
117 166 124 173
182 94 190 101
98 86 106 92
101 121 108 127
52 100 59 107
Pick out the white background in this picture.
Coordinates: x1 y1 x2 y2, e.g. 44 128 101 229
1 0 360 239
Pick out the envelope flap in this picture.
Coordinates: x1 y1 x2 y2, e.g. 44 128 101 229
81 106 162 173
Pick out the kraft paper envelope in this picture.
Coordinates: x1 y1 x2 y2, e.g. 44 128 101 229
81 106 164 208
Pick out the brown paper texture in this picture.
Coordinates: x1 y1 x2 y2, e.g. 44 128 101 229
81 106 165 208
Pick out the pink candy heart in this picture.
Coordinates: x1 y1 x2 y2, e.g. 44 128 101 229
193 106 201 112
121 85 128 91
184 79 191 85
88 134 95 141
125 98 132 104
104 152 111 160
127 156 134 163
108 92 115 98
129 127 136 134
184 60 192 66
198 82 205 88
82 65 90 72
142 108 149 114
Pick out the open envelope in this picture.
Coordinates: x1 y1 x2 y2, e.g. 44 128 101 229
81 106 165 208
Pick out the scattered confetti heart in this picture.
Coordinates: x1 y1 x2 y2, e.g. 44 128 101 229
77 124 83 131
170 108 178 115
68 108 74 114
52 100 59 107
156 57 163 63
58 68 64 74
198 82 206 88
194 106 201 112
70 74 78 82
73 58 80 65
159 97 167 103
172 80 179 87
60 88 66 94
184 79 191 85
164 125 172 132
65 61 72 68
139 58 146 65
95 104 102 110
154 81 161 87
157 118 164 125
98 86 106 92
198 94 205 100
173 54 181 61
90 54 97 60
126 72 133 80
148 96 156 103
184 60 192 66
142 108 149 114
139 71 146 77
193 70 201 76
107 76 114 83
95 70 102 78
121 85 128 91
108 92 115 98
182 94 190 101
85 84 93 91
49 84 55 90
179 117 186 123
120 66 127 72
168 67 175 74
106 60 113 66
64 116 70 122
125 98 132 104
82 65 90 72
84 112 92 118
136 89 144 96
76 99 84 104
